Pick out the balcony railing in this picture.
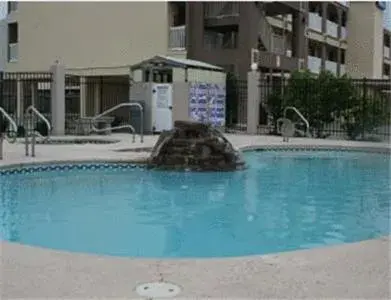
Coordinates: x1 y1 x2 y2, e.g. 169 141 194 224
8 43 18 62
325 60 337 74
7 1 18 13
326 20 338 38
384 46 390 59
337 1 350 7
341 27 347 40
169 26 186 50
204 2 239 18
307 56 322 74
308 13 322 32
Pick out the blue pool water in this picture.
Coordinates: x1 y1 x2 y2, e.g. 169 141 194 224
0 150 390 258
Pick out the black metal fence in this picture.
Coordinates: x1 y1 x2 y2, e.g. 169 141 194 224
227 74 390 142
0 72 53 125
64 75 131 135
0 72 131 135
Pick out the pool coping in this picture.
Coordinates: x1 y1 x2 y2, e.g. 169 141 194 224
0 143 389 171
1 137 390 298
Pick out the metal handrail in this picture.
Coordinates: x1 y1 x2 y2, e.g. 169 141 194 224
0 106 18 160
283 106 311 137
24 105 51 157
91 102 144 143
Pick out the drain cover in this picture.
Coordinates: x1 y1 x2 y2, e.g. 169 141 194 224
135 281 181 298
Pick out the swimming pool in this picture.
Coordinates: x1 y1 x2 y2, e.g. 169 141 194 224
1 149 390 258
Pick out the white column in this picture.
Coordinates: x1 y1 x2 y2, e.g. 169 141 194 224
79 76 86 117
246 70 261 134
16 78 24 123
94 80 101 115
50 62 65 135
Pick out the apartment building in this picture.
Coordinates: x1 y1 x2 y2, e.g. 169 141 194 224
4 1 170 74
0 19 6 71
2 1 390 79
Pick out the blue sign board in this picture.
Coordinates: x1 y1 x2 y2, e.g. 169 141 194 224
188 83 226 127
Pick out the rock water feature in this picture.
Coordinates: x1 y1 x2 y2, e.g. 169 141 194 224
148 121 246 171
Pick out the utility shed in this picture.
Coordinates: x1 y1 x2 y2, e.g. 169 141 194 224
129 55 227 133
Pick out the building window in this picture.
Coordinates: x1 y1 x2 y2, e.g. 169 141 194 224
169 2 186 27
383 63 390 76
384 33 390 48
341 11 347 27
327 4 339 23
340 49 346 64
204 26 238 50
7 1 18 14
7 22 18 62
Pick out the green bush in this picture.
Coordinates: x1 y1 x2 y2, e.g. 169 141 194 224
267 70 389 140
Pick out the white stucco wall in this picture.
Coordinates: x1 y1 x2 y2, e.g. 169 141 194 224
6 2 170 72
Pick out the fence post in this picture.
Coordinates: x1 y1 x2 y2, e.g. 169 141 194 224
362 77 367 140
0 72 3 108
50 62 65 135
246 70 260 134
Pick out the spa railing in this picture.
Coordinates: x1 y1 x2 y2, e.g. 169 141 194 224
91 102 144 143
0 106 18 160
25 105 52 157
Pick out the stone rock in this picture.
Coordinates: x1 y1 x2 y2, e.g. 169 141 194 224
148 120 246 171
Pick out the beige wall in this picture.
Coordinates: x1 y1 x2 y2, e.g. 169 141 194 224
6 2 169 72
346 2 384 78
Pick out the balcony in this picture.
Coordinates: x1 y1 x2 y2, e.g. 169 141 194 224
337 1 350 7
8 43 18 62
340 64 346 76
341 27 347 40
384 46 390 59
169 26 186 50
326 20 338 38
307 56 322 74
325 60 337 75
203 31 237 50
308 13 322 32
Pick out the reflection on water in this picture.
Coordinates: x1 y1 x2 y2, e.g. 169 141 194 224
0 150 390 257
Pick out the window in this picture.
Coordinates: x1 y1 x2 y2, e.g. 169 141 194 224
7 22 18 62
7 1 18 14
203 26 238 50
340 49 346 64
384 33 390 48
383 63 390 76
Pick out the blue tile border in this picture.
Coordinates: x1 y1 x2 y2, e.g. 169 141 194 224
240 145 391 155
0 162 147 176
0 145 389 177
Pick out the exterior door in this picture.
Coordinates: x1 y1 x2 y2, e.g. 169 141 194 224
152 83 173 132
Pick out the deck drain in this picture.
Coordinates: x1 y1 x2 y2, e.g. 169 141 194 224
135 281 181 298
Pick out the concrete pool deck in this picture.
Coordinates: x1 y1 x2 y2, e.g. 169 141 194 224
0 134 390 299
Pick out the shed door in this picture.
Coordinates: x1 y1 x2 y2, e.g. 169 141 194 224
152 83 173 132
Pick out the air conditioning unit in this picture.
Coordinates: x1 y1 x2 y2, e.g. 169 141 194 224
251 48 260 64
304 27 310 38
250 48 260 70
298 58 305 70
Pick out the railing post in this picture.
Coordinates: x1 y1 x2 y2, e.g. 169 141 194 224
16 76 23 124
246 69 261 134
50 62 65 136
24 114 29 156
0 72 3 109
0 133 3 160
362 77 367 140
